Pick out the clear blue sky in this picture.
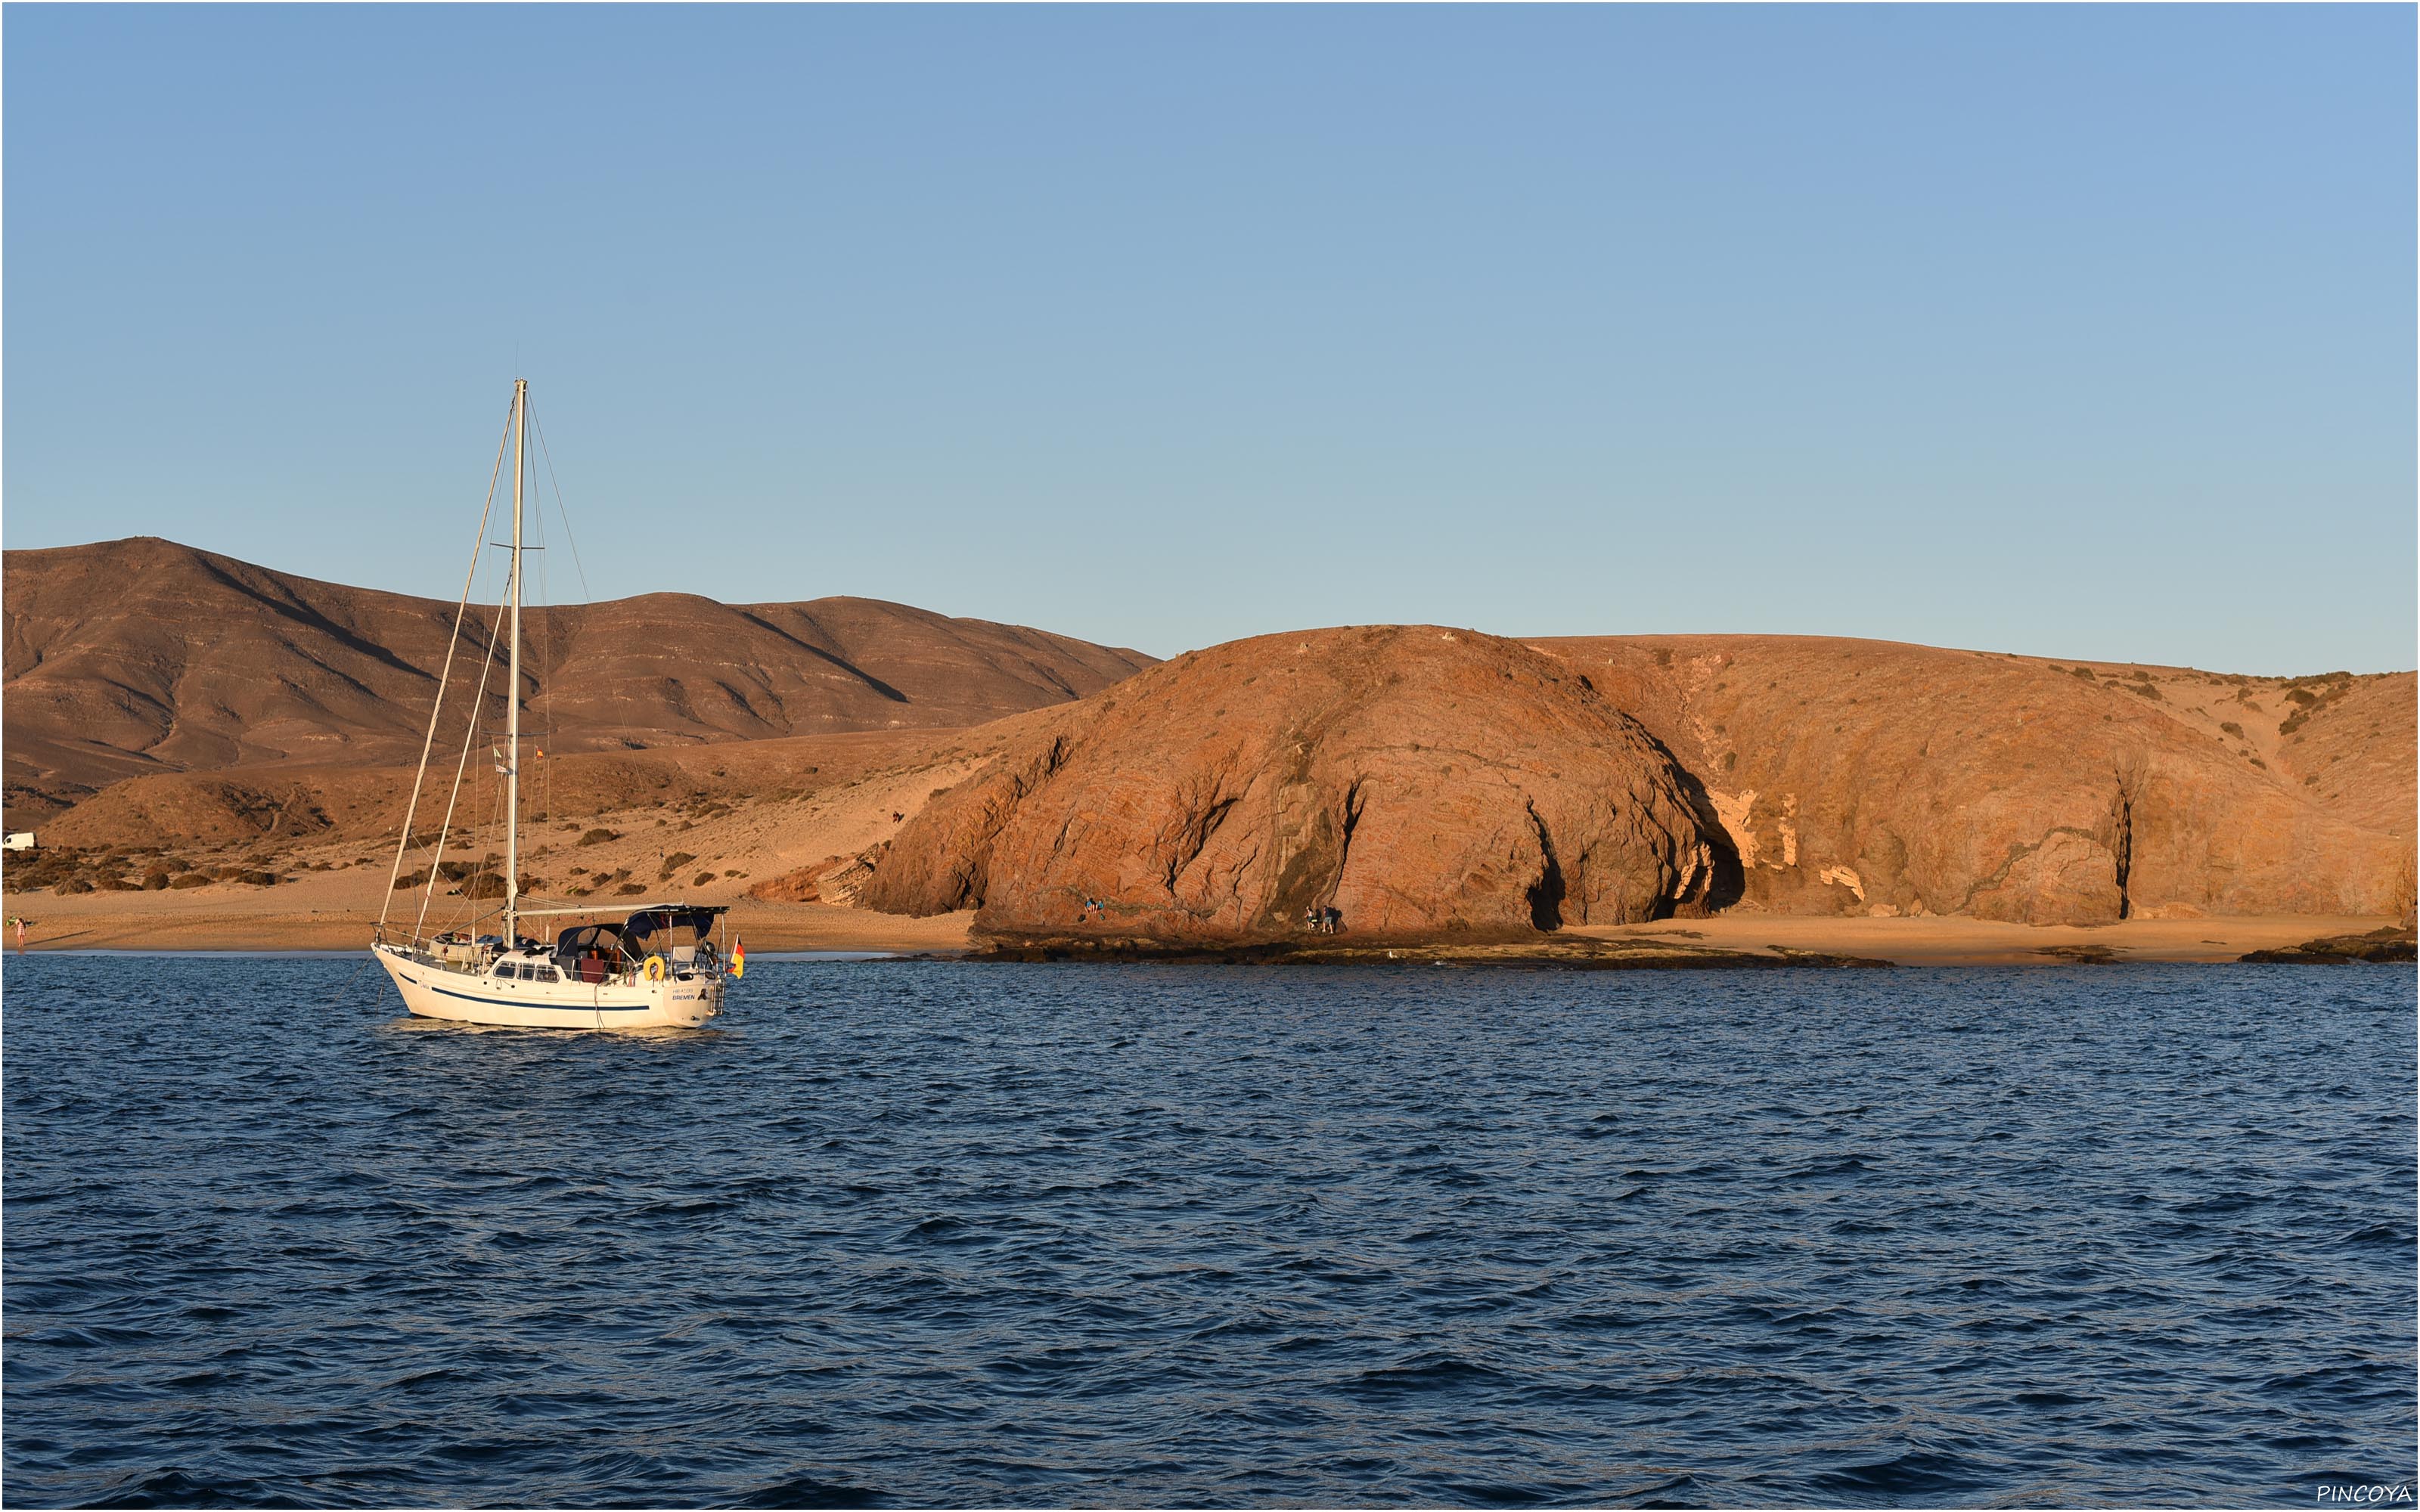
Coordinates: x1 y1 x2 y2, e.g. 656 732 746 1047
5 5 2412 672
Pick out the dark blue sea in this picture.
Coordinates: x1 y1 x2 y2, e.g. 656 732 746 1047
5 956 2414 1507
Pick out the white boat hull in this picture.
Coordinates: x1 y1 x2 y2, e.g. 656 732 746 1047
373 943 722 1030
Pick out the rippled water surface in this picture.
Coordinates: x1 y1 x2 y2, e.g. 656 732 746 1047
5 957 2414 1507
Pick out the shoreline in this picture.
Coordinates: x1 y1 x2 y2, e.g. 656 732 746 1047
971 914 2415 968
1 884 2406 966
0 885 979 957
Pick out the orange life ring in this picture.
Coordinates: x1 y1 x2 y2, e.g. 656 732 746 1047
643 954 668 982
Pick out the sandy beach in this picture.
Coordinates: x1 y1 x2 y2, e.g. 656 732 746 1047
0 870 2396 965
0 872 976 956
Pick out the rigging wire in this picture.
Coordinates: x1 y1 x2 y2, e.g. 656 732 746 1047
467 733 504 935
531 411 594 605
528 400 554 836
531 407 591 863
379 399 513 937
414 568 516 943
386 389 599 949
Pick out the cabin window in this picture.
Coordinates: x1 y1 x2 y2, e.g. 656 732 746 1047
493 962 516 979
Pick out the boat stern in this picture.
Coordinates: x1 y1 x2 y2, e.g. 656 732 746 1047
668 974 724 1027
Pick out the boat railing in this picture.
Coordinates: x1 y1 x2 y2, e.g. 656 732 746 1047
389 936 728 987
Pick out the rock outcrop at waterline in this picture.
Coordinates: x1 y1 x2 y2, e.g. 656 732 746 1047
859 627 1727 940
854 629 2415 940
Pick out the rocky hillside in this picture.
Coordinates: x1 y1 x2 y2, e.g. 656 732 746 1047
13 566 2409 942
1553 636 2414 925
861 630 2414 943
3 537 1154 824
860 627 1727 941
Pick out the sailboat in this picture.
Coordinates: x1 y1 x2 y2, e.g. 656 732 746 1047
370 380 733 1029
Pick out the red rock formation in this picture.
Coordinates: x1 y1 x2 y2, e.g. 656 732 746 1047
861 627 1724 940
743 850 881 906
23 535 2406 936
1547 636 2414 925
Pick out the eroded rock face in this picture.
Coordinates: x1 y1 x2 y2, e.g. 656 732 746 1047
1553 637 2415 925
861 627 1725 940
868 629 2413 935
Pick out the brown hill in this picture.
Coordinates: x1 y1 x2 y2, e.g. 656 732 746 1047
3 537 1154 824
858 629 2413 943
1546 636 2415 924
860 626 1727 941
13 578 2411 944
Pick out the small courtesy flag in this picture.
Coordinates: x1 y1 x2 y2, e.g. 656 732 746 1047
731 939 746 979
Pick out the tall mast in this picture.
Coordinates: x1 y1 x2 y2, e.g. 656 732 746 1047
505 377 526 943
